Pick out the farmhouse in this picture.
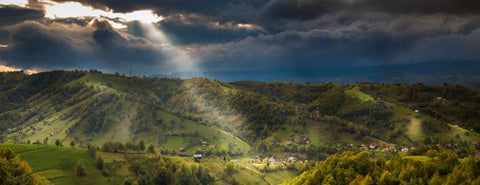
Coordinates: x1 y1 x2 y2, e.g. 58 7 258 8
269 156 276 164
288 157 298 162
383 147 394 152
401 147 409 153
193 154 202 162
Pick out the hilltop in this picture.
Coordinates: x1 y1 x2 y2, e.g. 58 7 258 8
0 70 479 158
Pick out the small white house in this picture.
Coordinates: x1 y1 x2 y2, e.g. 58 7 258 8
269 156 276 165
193 154 202 162
288 157 298 162
401 147 409 153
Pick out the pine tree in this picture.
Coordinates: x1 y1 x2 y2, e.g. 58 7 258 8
75 159 87 176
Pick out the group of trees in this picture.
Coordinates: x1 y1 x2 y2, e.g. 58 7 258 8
0 148 50 185
284 151 480 185
101 140 149 153
307 88 394 128
128 155 214 185
360 83 480 132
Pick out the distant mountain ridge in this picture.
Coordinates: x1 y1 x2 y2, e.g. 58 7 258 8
151 61 480 87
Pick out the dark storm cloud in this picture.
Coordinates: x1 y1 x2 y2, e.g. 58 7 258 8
0 21 93 68
0 20 171 74
260 0 345 20
127 21 260 45
54 0 480 22
194 29 406 70
367 0 480 15
1 0 480 75
192 14 480 71
261 0 480 21
0 5 44 26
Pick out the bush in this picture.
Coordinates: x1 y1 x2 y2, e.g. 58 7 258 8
75 159 88 176
96 156 104 169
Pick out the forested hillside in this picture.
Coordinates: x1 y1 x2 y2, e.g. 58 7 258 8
284 151 480 185
0 71 479 158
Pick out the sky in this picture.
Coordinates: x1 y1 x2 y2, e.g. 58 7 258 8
0 0 479 76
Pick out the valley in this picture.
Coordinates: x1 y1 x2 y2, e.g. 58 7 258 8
0 70 479 185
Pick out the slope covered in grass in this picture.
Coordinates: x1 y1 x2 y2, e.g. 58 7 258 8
0 71 479 159
0 144 110 185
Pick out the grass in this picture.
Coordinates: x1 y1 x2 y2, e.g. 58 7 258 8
406 117 423 142
402 155 431 162
140 110 251 154
265 169 299 184
345 86 374 101
0 144 111 185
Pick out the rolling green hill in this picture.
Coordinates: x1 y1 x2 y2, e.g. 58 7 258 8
1 70 480 185
0 144 110 185
0 71 479 157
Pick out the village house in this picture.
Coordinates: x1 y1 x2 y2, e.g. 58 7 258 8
383 147 394 152
193 154 202 162
359 144 368 150
369 143 377 150
209 144 216 149
288 157 298 162
472 141 479 146
269 156 276 165
299 136 309 145
401 147 409 153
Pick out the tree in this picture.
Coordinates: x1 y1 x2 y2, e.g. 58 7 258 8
88 146 97 158
123 177 137 185
426 150 438 159
70 141 75 148
139 140 146 152
96 156 104 169
43 137 48 145
55 139 61 147
75 159 87 176
377 171 400 185
224 162 238 177
0 149 50 185
224 154 231 163
147 144 155 153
